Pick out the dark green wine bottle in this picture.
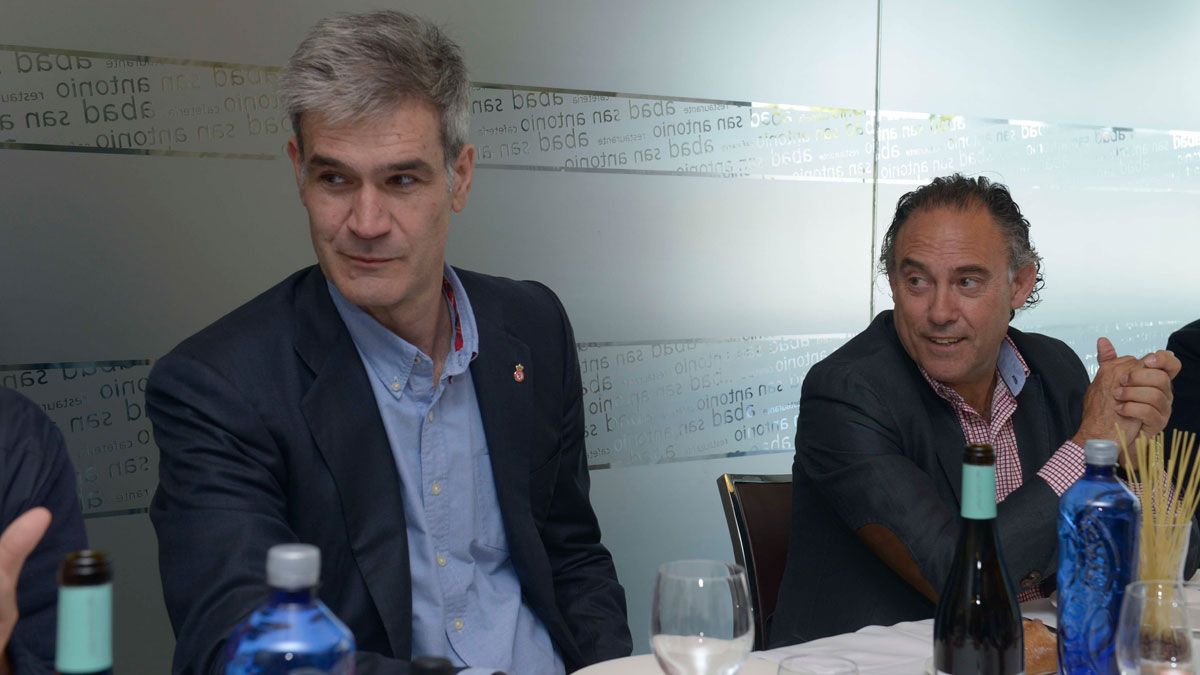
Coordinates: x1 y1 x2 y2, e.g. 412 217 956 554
932 444 1023 675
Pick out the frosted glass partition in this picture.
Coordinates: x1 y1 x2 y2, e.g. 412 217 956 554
454 85 876 471
876 0 1200 131
0 361 157 516
2 0 880 112
875 0 1200 369
0 48 284 156
869 115 1200 368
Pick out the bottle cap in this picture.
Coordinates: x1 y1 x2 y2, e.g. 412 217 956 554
266 543 320 590
59 549 112 586
963 443 995 466
1084 439 1120 466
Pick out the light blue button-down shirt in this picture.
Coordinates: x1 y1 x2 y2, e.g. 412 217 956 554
329 266 564 675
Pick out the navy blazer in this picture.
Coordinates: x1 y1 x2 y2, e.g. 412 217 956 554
148 266 631 674
770 311 1089 646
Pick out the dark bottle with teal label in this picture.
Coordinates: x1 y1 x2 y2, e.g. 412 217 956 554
933 444 1024 675
55 550 113 675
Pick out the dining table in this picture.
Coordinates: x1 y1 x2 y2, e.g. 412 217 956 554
576 598 1058 675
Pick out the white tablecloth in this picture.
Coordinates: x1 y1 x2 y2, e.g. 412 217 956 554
577 599 1058 675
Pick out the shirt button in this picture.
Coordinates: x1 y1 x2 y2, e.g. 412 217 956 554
390 380 401 392
437 554 447 567
431 482 442 496
453 618 464 631
427 410 435 423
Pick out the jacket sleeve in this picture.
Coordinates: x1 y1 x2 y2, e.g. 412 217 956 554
147 354 412 675
532 285 632 666
1166 323 1200 576
1 390 89 675
1167 323 1200 438
796 365 1060 597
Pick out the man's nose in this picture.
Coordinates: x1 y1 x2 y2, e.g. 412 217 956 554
347 186 390 239
929 285 958 325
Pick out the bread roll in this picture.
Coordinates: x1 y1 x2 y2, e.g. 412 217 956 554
1023 618 1057 674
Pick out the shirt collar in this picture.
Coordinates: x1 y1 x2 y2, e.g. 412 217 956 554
328 264 479 399
995 336 1029 396
919 335 1031 406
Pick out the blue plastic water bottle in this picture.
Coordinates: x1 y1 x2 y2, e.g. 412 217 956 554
224 544 356 675
1056 439 1140 675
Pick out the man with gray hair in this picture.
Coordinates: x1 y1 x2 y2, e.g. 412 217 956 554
770 174 1185 645
149 10 630 674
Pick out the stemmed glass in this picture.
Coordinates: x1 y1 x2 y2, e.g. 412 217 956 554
651 560 754 675
1116 580 1195 675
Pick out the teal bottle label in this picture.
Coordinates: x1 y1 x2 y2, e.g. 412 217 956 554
56 583 113 673
961 464 997 519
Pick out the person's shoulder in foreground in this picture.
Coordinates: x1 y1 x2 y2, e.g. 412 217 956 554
0 387 88 675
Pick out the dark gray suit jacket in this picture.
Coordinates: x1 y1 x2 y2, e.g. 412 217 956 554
769 311 1089 646
148 266 631 674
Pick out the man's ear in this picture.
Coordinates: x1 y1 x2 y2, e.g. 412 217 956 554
450 144 476 213
1010 263 1037 310
286 136 304 193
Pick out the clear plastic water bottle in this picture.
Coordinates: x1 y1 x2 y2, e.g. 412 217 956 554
1057 439 1140 675
224 544 356 674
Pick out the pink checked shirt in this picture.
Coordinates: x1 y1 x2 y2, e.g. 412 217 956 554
919 336 1084 600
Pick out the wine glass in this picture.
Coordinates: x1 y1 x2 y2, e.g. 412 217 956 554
651 560 754 675
1116 580 1194 675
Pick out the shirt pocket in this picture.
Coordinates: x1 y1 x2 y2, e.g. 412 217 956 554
473 450 510 553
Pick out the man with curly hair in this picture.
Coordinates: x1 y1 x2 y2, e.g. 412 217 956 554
771 174 1183 644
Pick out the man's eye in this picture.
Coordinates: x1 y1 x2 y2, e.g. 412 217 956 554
318 173 347 186
388 175 416 187
959 277 981 289
906 276 927 289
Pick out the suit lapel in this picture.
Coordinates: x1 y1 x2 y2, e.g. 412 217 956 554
293 269 413 661
1013 372 1052 478
467 288 584 663
929 391 969 503
469 312 536 567
876 314 969 503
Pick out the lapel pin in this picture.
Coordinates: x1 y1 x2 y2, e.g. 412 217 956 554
513 363 525 383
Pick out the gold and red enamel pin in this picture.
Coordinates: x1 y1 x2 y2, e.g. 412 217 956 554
513 363 525 383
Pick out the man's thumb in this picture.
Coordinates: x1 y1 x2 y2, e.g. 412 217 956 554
1097 337 1119 364
0 508 50 577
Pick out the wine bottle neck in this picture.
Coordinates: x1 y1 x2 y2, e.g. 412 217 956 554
961 462 997 520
